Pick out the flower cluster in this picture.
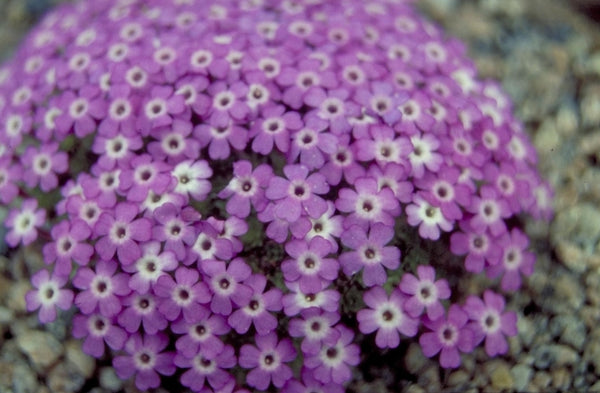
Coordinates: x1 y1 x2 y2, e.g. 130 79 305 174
1 0 552 391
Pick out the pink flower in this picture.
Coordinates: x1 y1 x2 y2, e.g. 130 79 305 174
25 269 74 323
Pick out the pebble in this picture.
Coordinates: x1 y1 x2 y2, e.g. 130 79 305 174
65 340 95 379
0 306 15 324
447 369 470 387
417 365 441 392
402 385 425 393
7 281 30 312
549 315 586 350
16 330 63 371
533 344 579 369
530 371 552 391
13 361 40 393
517 315 537 348
99 366 124 392
404 342 428 374
486 360 514 391
48 362 87 393
551 367 572 390
511 364 533 391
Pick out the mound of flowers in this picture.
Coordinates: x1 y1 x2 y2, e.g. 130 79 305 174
0 0 552 391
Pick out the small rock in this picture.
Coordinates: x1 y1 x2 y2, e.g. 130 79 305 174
16 330 63 371
48 362 86 393
405 342 428 374
99 367 124 392
511 364 533 391
7 281 30 312
487 361 514 391
552 273 585 312
530 371 552 391
418 365 441 392
0 306 15 324
517 315 536 348
13 361 40 393
549 315 586 350
551 367 572 390
447 370 470 387
403 385 426 393
589 380 600 392
65 340 95 379
533 344 579 369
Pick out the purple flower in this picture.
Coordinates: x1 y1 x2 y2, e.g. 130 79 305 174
203 258 252 316
42 219 93 276
54 86 106 137
419 304 475 369
282 237 338 293
175 344 236 391
152 203 197 260
73 259 130 317
207 81 249 128
465 290 517 357
5 199 46 247
148 119 200 164
239 333 297 390
113 333 176 391
218 160 273 218
357 286 419 348
305 87 359 134
250 104 302 154
486 228 535 291
195 119 248 160
282 280 341 316
122 241 178 293
72 313 127 358
339 223 400 287
227 274 282 335
354 125 411 168
171 308 230 359
336 177 399 230
136 85 185 134
118 154 175 203
94 202 152 265
22 142 68 191
0 156 19 204
118 292 168 334
288 308 341 355
266 164 329 222
467 187 511 236
172 159 213 203
304 325 360 384
25 269 73 323
154 266 211 321
406 195 453 240
288 115 338 170
450 222 502 273
399 265 451 320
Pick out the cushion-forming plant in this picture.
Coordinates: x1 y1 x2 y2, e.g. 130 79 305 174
0 0 553 391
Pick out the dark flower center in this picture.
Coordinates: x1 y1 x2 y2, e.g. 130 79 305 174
364 247 376 259
201 240 212 251
139 298 150 309
326 347 338 359
382 309 393 321
442 327 454 341
146 261 156 272
62 240 73 252
425 206 436 218
219 278 230 289
420 286 431 299
139 353 151 364
179 289 190 300
45 288 54 299
362 201 373 212
195 324 206 336
304 258 316 269
311 321 321 331
264 354 274 365
242 181 252 192
313 222 323 232
96 281 108 293
249 299 259 310
485 315 496 328
95 318 106 331
294 185 305 197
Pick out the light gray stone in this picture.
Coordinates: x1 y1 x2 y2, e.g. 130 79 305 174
533 344 579 369
65 340 95 379
16 330 63 371
511 364 533 391
99 367 123 392
48 362 86 393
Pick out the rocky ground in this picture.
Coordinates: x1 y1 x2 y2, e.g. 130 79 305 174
1 0 600 392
